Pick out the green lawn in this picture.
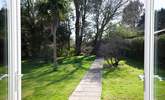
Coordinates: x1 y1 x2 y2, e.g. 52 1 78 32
0 79 7 100
102 59 144 100
102 59 165 100
1 57 165 100
0 64 7 74
22 56 95 100
155 80 165 100
0 65 8 100
154 66 165 100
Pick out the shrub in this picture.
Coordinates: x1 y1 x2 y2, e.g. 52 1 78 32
99 35 127 67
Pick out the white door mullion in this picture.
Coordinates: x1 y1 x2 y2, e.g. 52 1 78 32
144 0 154 100
8 0 21 100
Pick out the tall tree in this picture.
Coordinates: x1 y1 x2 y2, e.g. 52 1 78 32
91 0 127 54
155 8 165 31
21 0 43 57
37 0 69 68
74 0 90 55
56 22 72 56
74 0 81 55
122 0 144 28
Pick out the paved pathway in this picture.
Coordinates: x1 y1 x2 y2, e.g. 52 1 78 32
69 58 104 100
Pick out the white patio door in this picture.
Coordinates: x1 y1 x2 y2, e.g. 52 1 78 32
0 0 21 100
8 0 21 100
145 0 165 100
1 0 164 100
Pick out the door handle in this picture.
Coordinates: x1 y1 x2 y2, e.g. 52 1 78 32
0 74 8 80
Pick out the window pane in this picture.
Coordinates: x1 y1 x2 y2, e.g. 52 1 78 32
154 0 165 100
154 0 165 31
0 0 8 100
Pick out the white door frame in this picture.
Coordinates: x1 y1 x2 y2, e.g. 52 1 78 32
5 0 156 100
7 0 21 100
144 0 155 100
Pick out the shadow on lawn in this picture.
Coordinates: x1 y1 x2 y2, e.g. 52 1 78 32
58 55 95 65
22 56 95 86
22 60 51 74
45 66 81 86
124 58 144 69
22 56 95 74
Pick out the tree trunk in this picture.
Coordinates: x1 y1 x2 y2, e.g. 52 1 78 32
91 10 102 55
52 17 59 68
92 29 103 55
74 0 81 55
92 33 99 55
75 16 81 55
79 0 87 55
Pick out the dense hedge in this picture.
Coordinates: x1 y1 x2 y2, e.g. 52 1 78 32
125 37 144 61
124 34 165 69
156 34 165 69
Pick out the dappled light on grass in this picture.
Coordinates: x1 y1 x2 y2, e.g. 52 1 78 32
22 56 95 100
0 79 7 100
102 59 144 100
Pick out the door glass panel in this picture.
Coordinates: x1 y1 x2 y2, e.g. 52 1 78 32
0 0 8 100
154 0 165 100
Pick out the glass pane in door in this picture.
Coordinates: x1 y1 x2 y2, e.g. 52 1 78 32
154 0 165 100
0 0 8 100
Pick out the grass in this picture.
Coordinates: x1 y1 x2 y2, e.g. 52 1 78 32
102 59 165 100
0 79 8 100
154 66 165 100
155 80 165 100
102 59 144 100
1 56 165 100
22 56 95 100
0 64 8 100
0 64 7 74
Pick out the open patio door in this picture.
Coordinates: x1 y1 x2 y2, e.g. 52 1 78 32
145 0 165 100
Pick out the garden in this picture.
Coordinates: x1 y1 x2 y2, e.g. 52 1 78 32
0 0 165 100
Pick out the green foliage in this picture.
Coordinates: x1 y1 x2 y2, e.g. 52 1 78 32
0 8 7 64
21 0 72 58
156 34 165 69
100 35 127 67
105 24 141 39
37 0 70 20
122 0 144 28
126 37 144 60
56 24 71 56
68 47 75 56
155 9 165 30
104 24 144 61
0 8 7 39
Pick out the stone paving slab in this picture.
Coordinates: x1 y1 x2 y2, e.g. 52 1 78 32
69 58 104 100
